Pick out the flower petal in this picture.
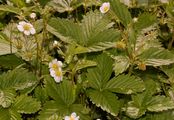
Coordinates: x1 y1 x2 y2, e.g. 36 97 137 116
71 112 77 118
24 30 30 35
17 25 24 32
19 21 26 25
54 76 62 83
30 28 36 35
64 116 70 120
50 69 56 77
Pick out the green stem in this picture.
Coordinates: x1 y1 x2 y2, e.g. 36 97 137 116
168 29 174 50
34 35 39 75
10 22 13 54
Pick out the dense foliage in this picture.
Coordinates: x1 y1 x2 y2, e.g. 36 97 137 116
0 0 174 119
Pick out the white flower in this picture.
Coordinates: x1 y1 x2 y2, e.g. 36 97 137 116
159 0 169 3
133 17 138 22
64 112 79 120
17 21 36 35
26 0 31 3
50 68 63 83
30 13 36 19
100 2 110 14
49 59 63 70
53 40 58 47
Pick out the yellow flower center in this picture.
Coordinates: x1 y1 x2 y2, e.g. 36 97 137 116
23 24 31 31
55 70 62 77
103 6 109 12
70 116 75 120
52 63 59 70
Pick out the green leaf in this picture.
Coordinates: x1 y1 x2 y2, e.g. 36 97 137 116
74 41 116 54
134 13 157 31
0 68 37 108
125 79 159 118
113 56 130 76
48 0 80 13
139 48 174 66
87 53 113 89
105 74 145 94
81 11 115 46
87 29 121 46
135 24 161 52
47 11 120 47
0 5 21 15
10 0 26 8
108 0 132 27
12 95 41 114
70 104 91 120
39 100 88 120
0 107 22 120
81 0 100 7
38 101 62 120
137 111 174 120
0 54 24 69
73 59 97 72
34 86 48 104
147 96 174 112
161 65 174 83
125 78 174 119
0 32 17 55
0 89 16 108
3 109 22 120
0 42 17 55
126 101 146 119
0 68 37 90
45 76 75 105
47 17 84 45
46 23 73 44
87 89 120 116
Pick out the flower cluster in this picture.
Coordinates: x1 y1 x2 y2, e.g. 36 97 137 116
64 112 79 120
49 59 63 83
